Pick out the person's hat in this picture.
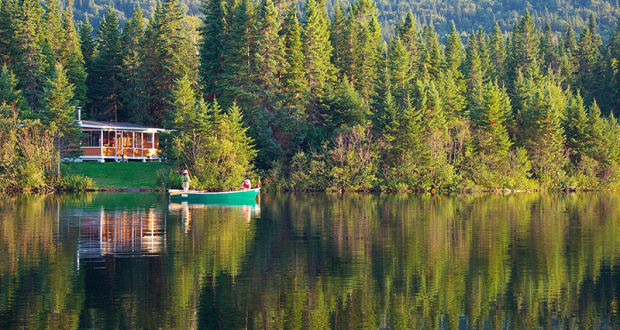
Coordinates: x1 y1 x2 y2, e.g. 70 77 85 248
183 170 188 174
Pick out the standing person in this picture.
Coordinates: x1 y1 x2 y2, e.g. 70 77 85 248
182 170 191 192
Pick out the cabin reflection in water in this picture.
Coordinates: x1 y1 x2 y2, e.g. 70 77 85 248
78 207 166 260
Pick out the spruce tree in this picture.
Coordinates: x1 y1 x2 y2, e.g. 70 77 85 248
14 0 46 111
121 5 146 123
59 1 87 106
90 9 123 121
563 91 589 165
302 0 336 96
199 0 229 98
387 36 413 107
507 11 541 91
487 23 506 85
0 0 18 66
283 8 308 110
42 63 75 132
0 64 25 110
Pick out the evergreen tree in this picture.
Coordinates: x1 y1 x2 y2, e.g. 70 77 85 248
41 0 63 72
397 12 420 76
199 0 229 98
79 16 95 73
473 81 512 159
59 1 87 106
487 23 506 85
121 5 146 123
302 0 336 96
507 11 541 91
90 9 123 121
521 80 567 188
253 0 286 110
464 31 485 112
346 0 383 101
563 91 589 165
421 25 442 81
219 0 255 107
443 22 463 73
282 8 308 110
330 0 349 73
0 0 18 65
13 0 46 111
0 64 25 110
574 27 599 103
42 63 75 132
141 0 198 125
540 23 558 72
387 36 413 107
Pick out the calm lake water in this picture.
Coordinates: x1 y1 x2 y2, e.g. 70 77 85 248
1 192 620 329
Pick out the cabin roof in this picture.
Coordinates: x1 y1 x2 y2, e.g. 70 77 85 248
79 120 165 132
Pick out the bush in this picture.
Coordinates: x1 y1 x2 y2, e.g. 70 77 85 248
57 174 95 191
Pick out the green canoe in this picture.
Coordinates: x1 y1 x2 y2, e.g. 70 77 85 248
168 188 260 204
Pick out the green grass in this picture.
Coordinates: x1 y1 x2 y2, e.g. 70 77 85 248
62 161 170 189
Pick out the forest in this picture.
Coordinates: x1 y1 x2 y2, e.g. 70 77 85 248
0 0 620 191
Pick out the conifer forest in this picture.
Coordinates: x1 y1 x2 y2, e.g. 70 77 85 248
1 0 620 191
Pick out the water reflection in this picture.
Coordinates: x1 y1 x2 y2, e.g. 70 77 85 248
1 192 620 329
77 207 165 261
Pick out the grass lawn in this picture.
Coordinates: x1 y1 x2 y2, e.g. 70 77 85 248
62 161 170 189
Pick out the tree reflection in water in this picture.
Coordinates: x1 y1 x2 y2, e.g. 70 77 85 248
1 192 620 329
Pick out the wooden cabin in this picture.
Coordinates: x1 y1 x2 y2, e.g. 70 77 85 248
78 120 166 162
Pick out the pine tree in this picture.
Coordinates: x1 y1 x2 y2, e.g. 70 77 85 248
387 36 413 107
253 0 286 110
563 91 589 164
330 0 349 73
441 23 466 118
302 0 336 96
141 0 198 125
79 16 95 74
397 12 420 77
199 0 229 98
282 8 308 111
464 32 485 113
487 23 506 85
421 25 442 81
0 0 18 66
121 5 146 123
14 0 46 111
59 1 87 106
521 80 567 188
507 10 541 91
347 0 383 101
575 27 599 103
42 63 75 132
41 0 63 72
609 22 620 116
219 0 255 107
473 81 512 159
443 22 463 73
0 64 25 110
540 23 558 72
90 9 123 121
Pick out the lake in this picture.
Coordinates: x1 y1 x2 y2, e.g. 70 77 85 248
1 192 619 329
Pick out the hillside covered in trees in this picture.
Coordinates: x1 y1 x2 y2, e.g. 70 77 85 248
1 0 620 191
73 0 620 41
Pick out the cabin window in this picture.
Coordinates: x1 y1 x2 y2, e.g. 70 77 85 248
81 131 101 147
147 134 153 143
135 133 143 148
102 131 115 147
123 132 133 147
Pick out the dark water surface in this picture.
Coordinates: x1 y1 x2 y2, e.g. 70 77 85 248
1 192 620 329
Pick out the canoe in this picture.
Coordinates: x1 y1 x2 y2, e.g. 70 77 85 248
168 188 260 204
